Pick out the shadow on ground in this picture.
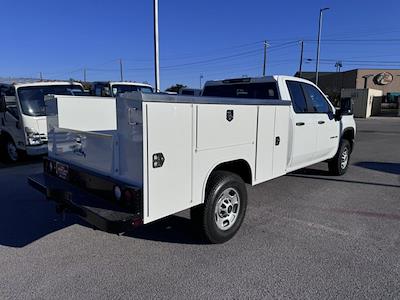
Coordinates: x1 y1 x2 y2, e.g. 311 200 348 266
0 157 87 248
124 215 206 245
0 156 43 169
0 192 85 248
0 189 204 247
355 161 400 175
289 165 399 188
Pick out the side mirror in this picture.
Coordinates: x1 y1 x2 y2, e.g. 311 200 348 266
0 96 6 113
102 87 111 97
340 97 353 115
334 108 342 121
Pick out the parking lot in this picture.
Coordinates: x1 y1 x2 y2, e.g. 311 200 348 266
0 117 399 299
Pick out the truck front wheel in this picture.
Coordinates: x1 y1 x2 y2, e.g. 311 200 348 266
328 139 351 176
191 171 247 244
1 137 20 162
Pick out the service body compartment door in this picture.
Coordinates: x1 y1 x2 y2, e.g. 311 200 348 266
254 106 289 183
143 102 193 223
255 106 275 182
272 106 290 177
196 104 256 150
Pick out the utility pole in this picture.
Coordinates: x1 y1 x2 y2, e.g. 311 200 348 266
315 7 329 86
200 74 204 89
83 68 87 82
262 40 269 76
119 59 124 82
154 0 160 92
335 61 342 72
39 72 43 81
298 40 304 78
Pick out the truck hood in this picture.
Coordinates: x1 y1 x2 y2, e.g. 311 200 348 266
22 115 47 137
36 118 48 137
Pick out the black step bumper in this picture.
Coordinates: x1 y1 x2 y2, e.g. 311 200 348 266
28 173 142 233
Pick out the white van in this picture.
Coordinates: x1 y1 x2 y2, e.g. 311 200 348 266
0 81 84 162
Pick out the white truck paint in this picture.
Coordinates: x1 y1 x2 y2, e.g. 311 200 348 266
29 76 356 243
0 81 84 162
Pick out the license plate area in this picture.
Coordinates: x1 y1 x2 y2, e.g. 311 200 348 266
56 162 69 180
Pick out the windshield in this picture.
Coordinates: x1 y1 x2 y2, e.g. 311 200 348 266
17 85 84 116
202 82 279 99
111 84 153 96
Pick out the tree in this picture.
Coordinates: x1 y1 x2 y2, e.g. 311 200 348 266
165 84 186 93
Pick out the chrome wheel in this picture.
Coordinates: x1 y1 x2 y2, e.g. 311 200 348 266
214 187 240 231
340 147 349 170
7 141 18 162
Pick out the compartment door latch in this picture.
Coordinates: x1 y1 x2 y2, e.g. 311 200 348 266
226 110 234 122
152 153 165 168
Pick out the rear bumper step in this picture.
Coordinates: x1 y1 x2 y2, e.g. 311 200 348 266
28 173 142 233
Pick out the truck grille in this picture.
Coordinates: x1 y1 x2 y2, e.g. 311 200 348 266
40 134 48 142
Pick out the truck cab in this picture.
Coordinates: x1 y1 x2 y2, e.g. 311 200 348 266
91 81 153 97
0 81 84 162
203 76 356 174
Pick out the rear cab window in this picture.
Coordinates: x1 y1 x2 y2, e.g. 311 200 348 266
286 81 308 113
202 82 279 100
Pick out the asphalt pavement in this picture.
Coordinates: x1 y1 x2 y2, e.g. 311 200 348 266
0 117 399 299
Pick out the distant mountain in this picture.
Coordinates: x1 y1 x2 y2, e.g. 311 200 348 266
0 77 40 84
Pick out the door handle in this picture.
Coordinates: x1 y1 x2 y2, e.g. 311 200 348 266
296 122 305 126
318 121 325 124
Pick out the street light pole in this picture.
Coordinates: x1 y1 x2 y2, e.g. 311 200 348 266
154 0 160 92
315 7 329 86
298 40 304 78
119 59 124 82
262 40 269 76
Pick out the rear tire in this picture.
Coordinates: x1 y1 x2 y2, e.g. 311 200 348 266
191 171 247 244
328 139 351 176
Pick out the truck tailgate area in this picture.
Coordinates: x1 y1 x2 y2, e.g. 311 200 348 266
28 173 141 233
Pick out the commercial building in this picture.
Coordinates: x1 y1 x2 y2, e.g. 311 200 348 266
296 69 400 104
295 69 400 117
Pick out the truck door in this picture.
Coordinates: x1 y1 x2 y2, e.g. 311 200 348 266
0 89 24 148
286 81 317 170
301 83 340 161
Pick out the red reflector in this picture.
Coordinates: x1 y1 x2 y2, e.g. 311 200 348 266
132 219 143 227
124 189 133 202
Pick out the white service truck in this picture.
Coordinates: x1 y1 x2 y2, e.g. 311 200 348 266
28 76 356 243
0 81 84 162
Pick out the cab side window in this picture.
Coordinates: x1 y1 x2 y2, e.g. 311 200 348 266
301 83 331 113
286 81 308 113
1 86 18 119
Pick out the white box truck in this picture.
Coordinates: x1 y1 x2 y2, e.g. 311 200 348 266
28 76 356 243
0 81 84 162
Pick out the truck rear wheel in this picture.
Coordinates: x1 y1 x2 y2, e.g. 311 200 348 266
328 139 351 176
191 171 247 244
